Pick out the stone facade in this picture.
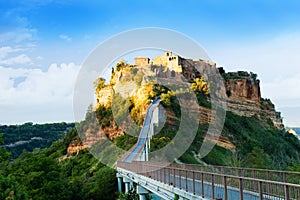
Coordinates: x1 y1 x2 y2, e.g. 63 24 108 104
152 51 183 74
134 57 150 67
148 51 218 80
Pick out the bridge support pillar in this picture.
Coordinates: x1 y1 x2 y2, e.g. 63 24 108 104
116 173 123 192
125 182 130 193
137 185 149 200
145 140 149 161
130 181 134 190
123 178 132 193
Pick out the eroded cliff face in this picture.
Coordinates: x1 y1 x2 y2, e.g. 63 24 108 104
66 135 86 155
224 74 283 129
225 78 260 102
66 120 124 155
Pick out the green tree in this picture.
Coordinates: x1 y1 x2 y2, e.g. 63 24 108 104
288 163 300 172
161 91 175 107
245 147 271 169
0 133 11 169
0 174 28 200
116 60 125 71
82 167 117 200
226 153 243 168
94 77 106 93
250 72 258 80
117 188 139 200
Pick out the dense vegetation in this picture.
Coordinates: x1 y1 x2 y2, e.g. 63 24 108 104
218 67 258 81
223 112 300 169
0 129 117 200
0 122 74 159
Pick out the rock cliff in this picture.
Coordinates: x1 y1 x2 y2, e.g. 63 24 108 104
95 64 283 130
91 54 284 155
222 71 283 129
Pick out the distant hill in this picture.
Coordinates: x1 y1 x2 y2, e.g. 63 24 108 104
0 122 75 159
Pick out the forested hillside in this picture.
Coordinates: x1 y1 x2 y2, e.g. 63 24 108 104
0 122 75 159
0 129 117 200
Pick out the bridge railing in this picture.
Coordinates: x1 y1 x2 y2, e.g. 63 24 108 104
118 161 300 200
168 163 300 185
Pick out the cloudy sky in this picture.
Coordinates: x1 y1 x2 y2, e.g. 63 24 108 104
1 0 300 126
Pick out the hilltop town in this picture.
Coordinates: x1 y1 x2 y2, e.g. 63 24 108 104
96 51 282 131
73 50 300 171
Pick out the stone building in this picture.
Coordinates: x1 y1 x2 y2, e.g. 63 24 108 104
134 57 150 67
149 51 217 80
152 51 183 76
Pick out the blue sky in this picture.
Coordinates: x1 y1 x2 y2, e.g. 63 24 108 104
1 0 300 126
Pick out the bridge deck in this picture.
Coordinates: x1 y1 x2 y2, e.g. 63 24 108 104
123 98 161 162
118 161 300 200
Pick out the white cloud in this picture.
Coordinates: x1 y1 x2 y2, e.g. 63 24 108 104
0 45 34 66
261 73 300 101
279 107 300 127
0 54 32 65
0 46 22 59
59 34 72 42
0 63 80 124
36 56 43 60
210 32 300 82
261 73 300 127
